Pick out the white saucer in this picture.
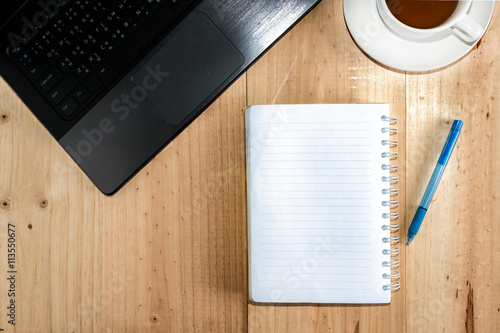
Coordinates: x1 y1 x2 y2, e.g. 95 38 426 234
343 0 495 72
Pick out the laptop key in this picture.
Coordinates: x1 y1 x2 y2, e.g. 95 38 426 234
96 64 114 81
84 74 103 93
117 0 135 14
109 28 127 45
30 41 45 57
90 2 109 18
87 52 103 68
60 97 80 117
40 30 56 47
39 68 64 92
49 74 79 105
45 48 61 64
82 33 98 51
68 24 84 40
15 51 34 68
93 21 111 36
57 57 75 73
80 12 97 26
63 6 79 23
74 0 90 11
105 10 122 28
27 60 50 81
132 5 152 22
122 17 139 33
55 36 72 50
74 63 91 80
52 17 65 35
98 39 116 56
70 44 86 62
73 86 91 104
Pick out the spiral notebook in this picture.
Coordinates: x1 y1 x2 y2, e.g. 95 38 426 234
245 104 400 303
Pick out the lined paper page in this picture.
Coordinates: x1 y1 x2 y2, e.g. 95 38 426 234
246 104 392 303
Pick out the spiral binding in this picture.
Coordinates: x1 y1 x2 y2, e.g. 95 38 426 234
383 270 401 279
381 115 397 123
382 211 398 219
382 258 400 267
381 127 397 134
382 176 398 183
382 200 398 207
381 139 397 146
382 188 398 195
381 115 400 292
382 152 398 159
382 223 399 231
382 246 400 255
382 164 398 171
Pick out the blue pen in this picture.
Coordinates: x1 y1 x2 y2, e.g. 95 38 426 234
406 120 463 245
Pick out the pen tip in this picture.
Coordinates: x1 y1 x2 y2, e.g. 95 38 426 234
405 235 413 246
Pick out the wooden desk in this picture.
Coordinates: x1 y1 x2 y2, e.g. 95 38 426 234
0 1 498 332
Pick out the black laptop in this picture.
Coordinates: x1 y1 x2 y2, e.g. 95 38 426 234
0 0 321 195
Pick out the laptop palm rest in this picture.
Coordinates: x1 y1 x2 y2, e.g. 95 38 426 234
132 13 244 125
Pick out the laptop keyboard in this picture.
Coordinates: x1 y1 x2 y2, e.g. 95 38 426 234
9 0 195 120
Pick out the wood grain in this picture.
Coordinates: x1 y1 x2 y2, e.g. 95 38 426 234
0 0 498 332
405 8 500 332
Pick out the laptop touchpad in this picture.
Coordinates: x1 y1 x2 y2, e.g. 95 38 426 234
132 13 244 125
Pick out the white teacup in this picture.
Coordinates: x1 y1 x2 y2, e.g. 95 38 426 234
376 0 484 42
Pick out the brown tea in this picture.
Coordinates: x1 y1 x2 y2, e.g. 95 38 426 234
385 0 459 29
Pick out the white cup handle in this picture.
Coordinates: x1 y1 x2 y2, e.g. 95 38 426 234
452 15 483 43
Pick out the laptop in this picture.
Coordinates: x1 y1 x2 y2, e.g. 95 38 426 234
0 0 321 195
